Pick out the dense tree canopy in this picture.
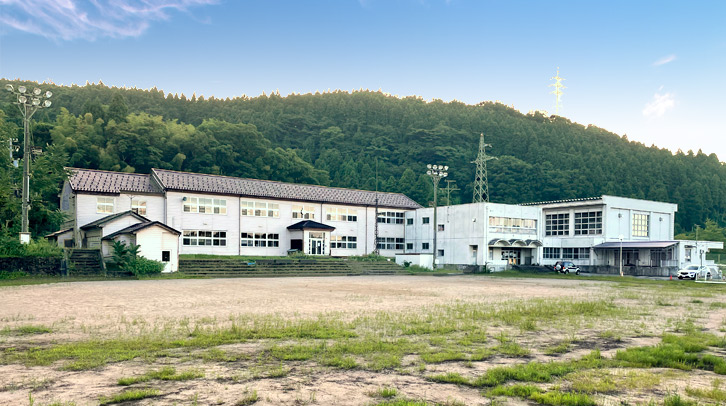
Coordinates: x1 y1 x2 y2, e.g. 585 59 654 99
1 79 724 236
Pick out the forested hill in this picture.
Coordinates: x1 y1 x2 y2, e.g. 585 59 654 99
1 79 724 234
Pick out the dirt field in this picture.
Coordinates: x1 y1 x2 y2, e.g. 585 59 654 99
1 275 725 405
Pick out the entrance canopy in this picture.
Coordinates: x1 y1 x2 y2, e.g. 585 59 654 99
287 220 335 231
488 238 543 247
593 241 677 249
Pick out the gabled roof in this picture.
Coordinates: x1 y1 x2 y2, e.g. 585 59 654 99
102 221 181 240
67 168 163 194
80 211 150 230
45 228 73 238
152 168 422 210
287 220 336 231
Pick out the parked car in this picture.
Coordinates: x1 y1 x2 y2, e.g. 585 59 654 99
677 265 711 280
553 261 580 275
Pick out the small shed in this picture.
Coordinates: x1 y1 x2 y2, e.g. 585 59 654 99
102 221 181 273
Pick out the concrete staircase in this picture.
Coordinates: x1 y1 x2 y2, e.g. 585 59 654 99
178 258 405 278
68 249 104 275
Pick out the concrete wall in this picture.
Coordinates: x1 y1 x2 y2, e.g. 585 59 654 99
136 227 179 273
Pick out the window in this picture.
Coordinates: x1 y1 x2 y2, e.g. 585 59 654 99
131 199 147 215
96 197 114 214
562 248 590 259
633 214 649 237
488 217 537 234
161 251 170 262
544 247 561 259
331 235 357 249
422 242 430 250
438 249 444 257
292 205 316 219
377 211 404 224
422 217 430 224
545 213 569 236
574 211 602 235
241 201 278 218
377 237 404 250
406 243 413 250
183 197 227 214
438 224 445 232
241 233 280 247
406 218 413 225
182 230 227 246
326 207 357 222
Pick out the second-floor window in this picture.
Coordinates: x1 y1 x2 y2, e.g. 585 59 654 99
326 207 357 222
633 214 650 237
545 213 569 236
131 199 146 215
292 205 316 219
184 197 227 214
574 211 602 235
241 201 279 218
97 197 114 214
377 211 404 224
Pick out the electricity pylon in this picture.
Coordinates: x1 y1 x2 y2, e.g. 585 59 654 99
549 67 565 115
471 133 496 203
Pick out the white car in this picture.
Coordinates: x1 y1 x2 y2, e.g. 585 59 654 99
677 265 711 280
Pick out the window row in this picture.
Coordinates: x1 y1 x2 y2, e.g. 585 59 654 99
377 237 404 250
184 197 227 214
241 201 280 218
292 205 316 219
574 211 602 235
545 213 569 236
633 214 649 237
182 230 227 246
330 235 357 249
489 216 537 234
97 197 148 215
241 233 280 247
378 211 404 224
543 247 590 259
326 207 358 222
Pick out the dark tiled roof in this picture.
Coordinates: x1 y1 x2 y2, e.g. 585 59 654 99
68 168 163 194
45 228 73 238
519 196 602 206
287 220 336 231
80 211 150 230
103 221 180 240
152 169 422 209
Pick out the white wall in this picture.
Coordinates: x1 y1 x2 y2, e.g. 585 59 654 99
167 191 240 256
137 227 179 273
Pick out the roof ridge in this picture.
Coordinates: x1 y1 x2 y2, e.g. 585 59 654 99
67 167 151 177
152 168 414 197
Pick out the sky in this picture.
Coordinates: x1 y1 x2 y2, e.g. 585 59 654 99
1 0 725 161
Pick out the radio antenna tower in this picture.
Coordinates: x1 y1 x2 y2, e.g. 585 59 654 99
549 67 566 115
471 133 496 203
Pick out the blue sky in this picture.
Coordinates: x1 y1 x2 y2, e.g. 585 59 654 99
1 0 725 161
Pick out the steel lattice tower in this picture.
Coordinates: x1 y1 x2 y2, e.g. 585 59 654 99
471 133 496 203
549 67 566 115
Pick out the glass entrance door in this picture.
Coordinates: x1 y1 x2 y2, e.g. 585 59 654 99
308 232 324 255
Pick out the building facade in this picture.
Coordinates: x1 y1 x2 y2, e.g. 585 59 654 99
59 168 420 260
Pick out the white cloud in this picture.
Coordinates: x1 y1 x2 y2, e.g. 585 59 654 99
642 92 675 117
0 0 218 40
653 54 676 66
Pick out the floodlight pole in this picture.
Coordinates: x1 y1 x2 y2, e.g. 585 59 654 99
618 234 624 277
5 84 53 243
426 164 449 269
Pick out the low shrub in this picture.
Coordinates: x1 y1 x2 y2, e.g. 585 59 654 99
0 236 63 258
0 270 28 280
349 253 389 262
127 256 165 276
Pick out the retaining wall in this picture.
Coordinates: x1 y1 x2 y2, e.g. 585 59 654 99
0 257 62 276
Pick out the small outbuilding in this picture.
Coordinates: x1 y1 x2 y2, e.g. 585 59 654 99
102 221 181 273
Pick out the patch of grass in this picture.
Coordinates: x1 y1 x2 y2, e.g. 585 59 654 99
420 349 467 363
0 325 52 336
487 384 596 406
321 354 357 369
544 341 571 355
117 366 203 385
373 399 428 406
99 388 160 405
685 379 726 402
235 388 258 405
662 394 697 406
427 372 470 386
598 330 622 342
374 386 398 398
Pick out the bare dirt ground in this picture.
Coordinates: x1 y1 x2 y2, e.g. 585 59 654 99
1 275 724 405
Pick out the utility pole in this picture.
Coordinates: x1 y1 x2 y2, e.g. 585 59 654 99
444 180 459 206
471 133 496 203
374 158 380 255
5 84 53 243
426 164 449 269
549 67 566 115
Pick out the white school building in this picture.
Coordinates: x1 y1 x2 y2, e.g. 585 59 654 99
52 168 722 274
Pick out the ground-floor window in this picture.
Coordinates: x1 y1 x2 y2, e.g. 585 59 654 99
562 247 590 259
422 242 430 250
183 230 227 246
377 237 404 250
544 247 560 259
331 235 357 249
241 233 280 247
